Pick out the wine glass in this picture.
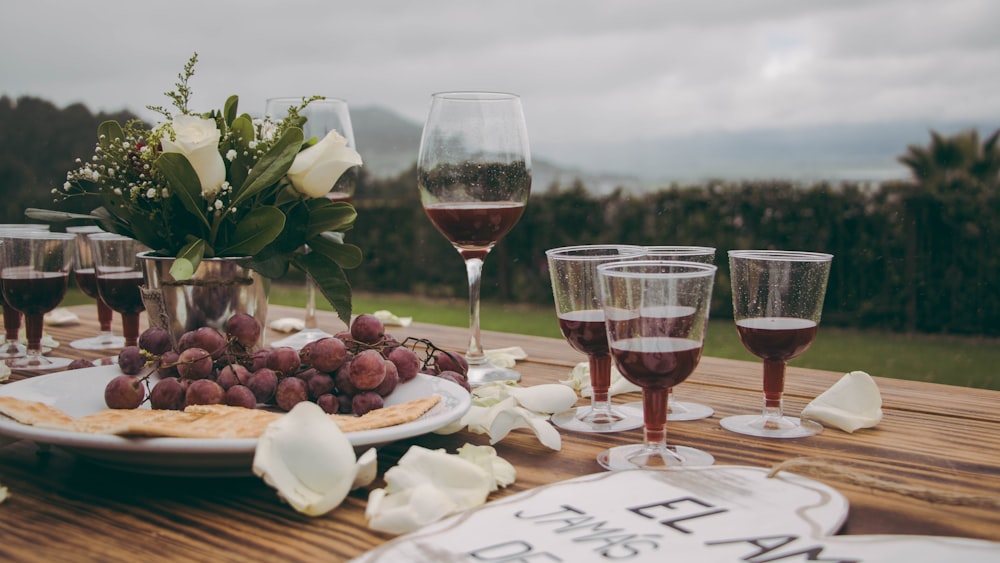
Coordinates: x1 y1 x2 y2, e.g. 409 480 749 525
621 246 717 421
89 233 146 348
417 91 531 385
545 245 646 433
0 231 75 370
265 97 359 350
596 260 717 470
68 226 125 351
720 250 833 438
0 224 49 359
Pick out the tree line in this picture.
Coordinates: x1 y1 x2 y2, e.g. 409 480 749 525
2 96 997 336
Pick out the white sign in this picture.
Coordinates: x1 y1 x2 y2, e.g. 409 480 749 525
355 466 1000 562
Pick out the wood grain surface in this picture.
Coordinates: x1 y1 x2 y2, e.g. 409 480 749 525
0 304 996 562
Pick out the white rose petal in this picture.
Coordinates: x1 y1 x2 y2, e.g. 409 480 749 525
160 115 226 199
802 371 883 433
456 444 516 490
371 310 412 327
562 361 641 397
508 383 579 414
365 445 500 535
287 130 362 198
253 402 372 516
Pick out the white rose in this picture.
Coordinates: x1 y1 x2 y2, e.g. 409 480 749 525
287 130 362 198
160 115 226 199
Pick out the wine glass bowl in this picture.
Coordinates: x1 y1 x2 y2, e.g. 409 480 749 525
0 231 75 370
265 97 359 350
546 245 647 433
89 234 146 349
720 250 833 438
417 91 531 385
597 260 717 470
0 224 50 359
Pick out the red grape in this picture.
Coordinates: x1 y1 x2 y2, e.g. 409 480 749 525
157 350 181 378
105 375 146 409
374 360 399 396
176 347 214 380
138 327 172 356
316 393 339 414
225 312 261 348
68 358 96 371
217 363 251 390
247 368 278 403
275 376 308 412
435 351 469 377
184 379 225 407
350 314 384 345
333 362 356 396
224 385 257 409
349 349 386 390
149 377 186 410
307 372 336 400
438 370 472 392
266 346 300 376
300 337 347 373
352 391 384 416
118 346 146 375
178 327 227 359
387 347 420 382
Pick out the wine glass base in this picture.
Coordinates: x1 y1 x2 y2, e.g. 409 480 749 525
597 443 715 471
7 355 73 371
551 404 644 433
70 335 126 351
270 328 333 351
720 414 824 438
466 362 520 386
0 342 27 359
622 399 715 421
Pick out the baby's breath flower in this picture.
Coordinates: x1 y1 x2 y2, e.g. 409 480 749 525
146 188 157 199
226 149 237 161
114 188 122 196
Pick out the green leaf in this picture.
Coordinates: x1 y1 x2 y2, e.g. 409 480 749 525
220 206 285 256
223 95 239 127
307 233 363 269
305 200 357 238
24 208 99 222
231 127 303 207
169 239 207 280
228 115 256 188
294 252 352 325
97 120 125 149
154 152 211 230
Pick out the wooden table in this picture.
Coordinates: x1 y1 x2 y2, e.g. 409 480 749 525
1 304 998 561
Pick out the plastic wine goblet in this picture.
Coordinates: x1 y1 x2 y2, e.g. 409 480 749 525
0 224 49 359
265 97 359 350
0 231 75 370
68 226 125 351
621 246 717 421
596 260 717 470
720 250 833 438
90 233 146 349
546 245 646 433
417 91 531 385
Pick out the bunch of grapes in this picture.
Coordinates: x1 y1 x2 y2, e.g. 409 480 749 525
101 313 472 416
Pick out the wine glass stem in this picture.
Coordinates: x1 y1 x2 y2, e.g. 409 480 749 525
304 276 318 330
643 388 669 448
762 359 786 418
464 256 486 365
122 313 140 348
24 314 44 357
97 300 114 333
3 304 20 342
589 353 613 411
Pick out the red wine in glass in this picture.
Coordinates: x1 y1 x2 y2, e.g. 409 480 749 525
424 202 525 260
96 269 144 347
2 271 68 315
557 309 608 356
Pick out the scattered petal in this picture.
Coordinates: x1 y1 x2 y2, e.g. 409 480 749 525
508 383 578 414
372 310 412 327
802 371 883 433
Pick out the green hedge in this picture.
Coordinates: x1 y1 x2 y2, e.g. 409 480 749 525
347 176 999 337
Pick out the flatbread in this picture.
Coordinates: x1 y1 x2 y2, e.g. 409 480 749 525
0 394 443 439
0 397 77 430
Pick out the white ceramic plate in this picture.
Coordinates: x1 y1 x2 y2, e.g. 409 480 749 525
0 366 471 476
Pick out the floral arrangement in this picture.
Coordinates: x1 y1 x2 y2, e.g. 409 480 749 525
28 54 363 323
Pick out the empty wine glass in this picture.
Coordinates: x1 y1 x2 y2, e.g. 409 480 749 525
597 260 717 470
720 250 833 438
417 91 531 385
68 226 125 351
265 97 359 350
0 224 49 359
621 246 717 421
90 233 146 348
546 245 646 433
0 231 75 370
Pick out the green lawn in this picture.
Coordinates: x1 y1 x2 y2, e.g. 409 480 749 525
268 285 1000 391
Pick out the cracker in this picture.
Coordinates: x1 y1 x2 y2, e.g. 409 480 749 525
73 408 184 434
0 396 77 430
335 395 441 433
122 406 281 439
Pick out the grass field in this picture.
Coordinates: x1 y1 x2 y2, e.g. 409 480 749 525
267 285 1000 391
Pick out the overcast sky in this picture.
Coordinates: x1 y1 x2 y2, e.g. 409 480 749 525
2 0 998 167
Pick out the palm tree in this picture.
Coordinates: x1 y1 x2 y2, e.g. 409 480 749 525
898 128 1000 193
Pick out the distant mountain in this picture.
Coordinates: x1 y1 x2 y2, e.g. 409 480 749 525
350 105 998 194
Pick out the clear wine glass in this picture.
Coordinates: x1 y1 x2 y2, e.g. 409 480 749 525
720 250 833 438
90 233 146 349
417 91 531 385
0 231 75 370
621 246 717 421
596 260 717 470
265 97 359 350
0 224 49 359
546 245 646 433
68 226 125 351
